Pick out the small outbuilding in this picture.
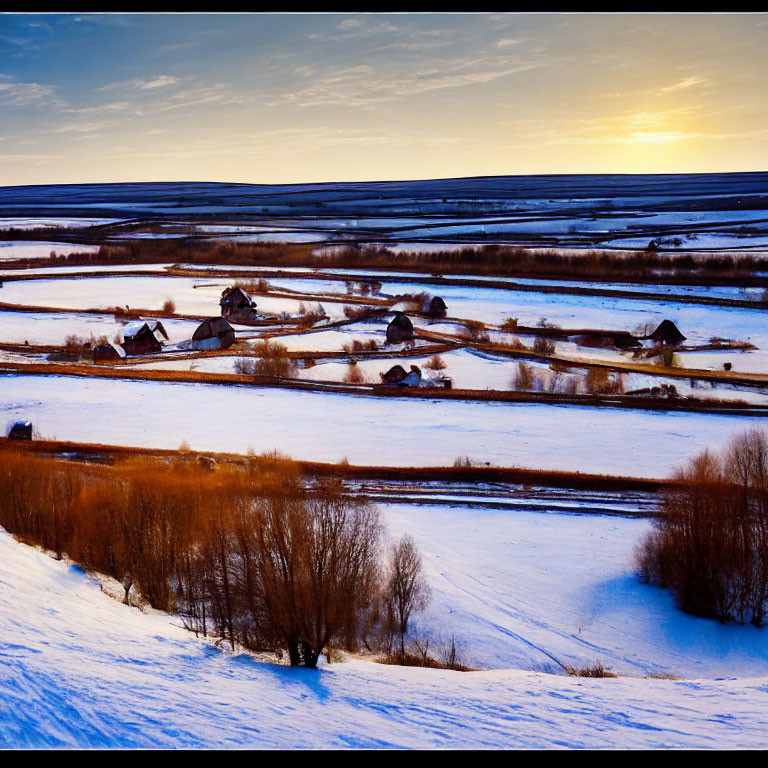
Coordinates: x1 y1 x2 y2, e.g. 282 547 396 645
380 364 421 387
386 312 415 344
220 286 257 323
92 341 127 362
193 317 236 350
425 296 448 318
8 421 32 440
121 320 168 355
380 364 408 384
649 320 686 347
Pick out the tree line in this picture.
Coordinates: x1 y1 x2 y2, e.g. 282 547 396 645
0 450 431 667
637 428 768 626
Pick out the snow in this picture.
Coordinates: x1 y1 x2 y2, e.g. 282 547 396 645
0 241 99 262
0 310 198 346
0 374 763 476
382 503 768 678
0 218 120 230
5 520 768 748
0 263 173 278
0 275 351 320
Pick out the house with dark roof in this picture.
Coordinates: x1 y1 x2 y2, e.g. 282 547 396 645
220 286 257 323
7 421 32 440
386 312 415 344
380 364 421 387
193 317 235 350
649 320 686 347
425 296 448 318
92 341 126 362
121 320 168 355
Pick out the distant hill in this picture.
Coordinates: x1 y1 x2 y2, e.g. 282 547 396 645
0 173 767 220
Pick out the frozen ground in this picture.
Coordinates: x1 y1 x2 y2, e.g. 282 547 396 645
4 523 768 749
0 374 764 475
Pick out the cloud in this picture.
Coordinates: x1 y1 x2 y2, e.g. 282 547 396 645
337 19 362 31
100 74 181 92
61 102 133 115
0 76 55 106
278 56 541 107
657 76 708 95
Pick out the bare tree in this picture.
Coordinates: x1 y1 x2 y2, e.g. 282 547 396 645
385 535 431 657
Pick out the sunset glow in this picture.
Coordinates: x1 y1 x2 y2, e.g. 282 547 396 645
1 12 766 184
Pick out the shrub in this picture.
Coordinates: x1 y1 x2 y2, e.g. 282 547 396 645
501 317 519 333
425 354 446 371
585 368 623 395
343 362 367 384
533 336 555 355
162 298 176 314
343 305 376 322
564 662 617 678
64 334 87 353
251 341 294 378
636 428 768 626
343 338 379 354
513 361 534 390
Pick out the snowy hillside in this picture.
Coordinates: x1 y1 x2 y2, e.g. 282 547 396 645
3 524 768 749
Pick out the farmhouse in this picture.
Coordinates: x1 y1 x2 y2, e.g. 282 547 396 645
220 286 257 323
649 320 686 347
121 320 168 355
193 317 236 350
386 312 415 344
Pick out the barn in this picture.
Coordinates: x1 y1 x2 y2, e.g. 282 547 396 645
649 320 686 347
193 317 236 350
386 312 415 344
121 320 168 355
220 286 257 323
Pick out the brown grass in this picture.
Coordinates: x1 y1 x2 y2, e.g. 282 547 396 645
564 662 618 678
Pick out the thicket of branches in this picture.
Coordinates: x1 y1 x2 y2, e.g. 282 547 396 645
8 236 768 282
637 428 768 626
0 451 431 667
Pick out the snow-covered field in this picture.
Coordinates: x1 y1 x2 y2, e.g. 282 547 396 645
0 374 764 475
0 240 99 262
0 310 199 346
0 275 350 321
5 520 768 749
383 503 768 678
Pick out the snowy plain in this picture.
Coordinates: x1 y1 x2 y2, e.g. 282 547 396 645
1 374 765 476
5 522 768 749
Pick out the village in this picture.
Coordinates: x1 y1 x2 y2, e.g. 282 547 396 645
3 179 768 748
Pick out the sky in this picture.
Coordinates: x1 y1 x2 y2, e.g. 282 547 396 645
0 12 767 186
